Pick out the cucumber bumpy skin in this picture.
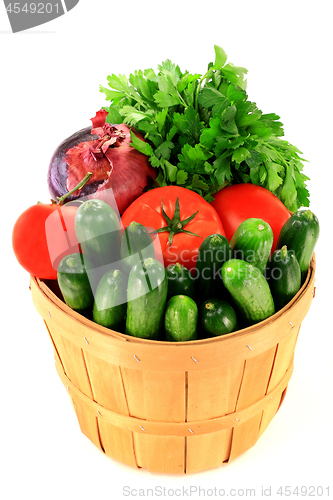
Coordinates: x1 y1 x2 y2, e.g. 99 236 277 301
120 221 155 275
93 269 127 330
199 298 238 337
195 233 232 302
75 199 122 268
276 209 319 279
57 252 95 314
230 218 273 274
265 245 301 311
166 262 196 301
126 257 168 340
221 259 275 326
164 295 198 342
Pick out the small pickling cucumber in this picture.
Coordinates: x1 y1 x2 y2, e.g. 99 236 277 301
199 298 238 337
164 295 198 342
265 245 301 311
221 259 275 326
230 218 273 273
276 209 319 280
166 262 195 301
126 257 168 340
195 233 232 302
93 269 127 330
120 221 155 274
57 252 94 315
75 199 121 268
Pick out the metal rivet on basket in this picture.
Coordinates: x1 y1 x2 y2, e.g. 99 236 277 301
270 397 274 400
84 337 89 345
97 410 102 416
191 356 199 363
140 425 146 431
313 287 316 298
288 321 294 327
235 418 239 422
47 311 51 318
188 428 194 433
246 345 253 351
134 354 141 362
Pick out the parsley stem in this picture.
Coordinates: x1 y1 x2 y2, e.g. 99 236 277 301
177 92 187 108
194 79 204 111
194 69 215 111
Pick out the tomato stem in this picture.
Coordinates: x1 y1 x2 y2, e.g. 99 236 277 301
151 197 202 248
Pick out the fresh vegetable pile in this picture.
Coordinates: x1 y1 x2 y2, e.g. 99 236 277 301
52 186 318 342
100 45 309 211
12 46 319 344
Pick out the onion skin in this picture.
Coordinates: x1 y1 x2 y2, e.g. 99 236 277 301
47 111 157 215
47 127 99 202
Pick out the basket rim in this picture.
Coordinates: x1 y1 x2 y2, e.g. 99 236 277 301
32 254 316 349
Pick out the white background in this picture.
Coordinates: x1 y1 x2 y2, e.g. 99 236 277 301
1 1 332 498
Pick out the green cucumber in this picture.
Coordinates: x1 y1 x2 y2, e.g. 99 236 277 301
75 199 121 268
230 218 273 273
126 257 168 340
57 252 94 315
199 299 238 337
120 221 155 274
166 262 195 301
164 295 198 342
221 259 275 326
195 233 232 302
92 269 127 330
276 209 319 279
265 245 301 311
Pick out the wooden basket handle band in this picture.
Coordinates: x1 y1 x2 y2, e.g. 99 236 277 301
55 356 294 437
30 257 315 372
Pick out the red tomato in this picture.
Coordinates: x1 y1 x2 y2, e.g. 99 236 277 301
210 184 290 252
12 203 80 280
121 186 225 272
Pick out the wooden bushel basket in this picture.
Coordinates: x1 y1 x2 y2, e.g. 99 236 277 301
30 256 316 474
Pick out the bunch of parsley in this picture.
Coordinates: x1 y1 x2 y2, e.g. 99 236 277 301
100 46 309 210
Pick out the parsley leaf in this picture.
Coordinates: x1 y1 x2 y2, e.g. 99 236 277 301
197 87 229 116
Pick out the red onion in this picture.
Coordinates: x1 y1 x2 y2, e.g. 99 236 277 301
47 110 157 214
